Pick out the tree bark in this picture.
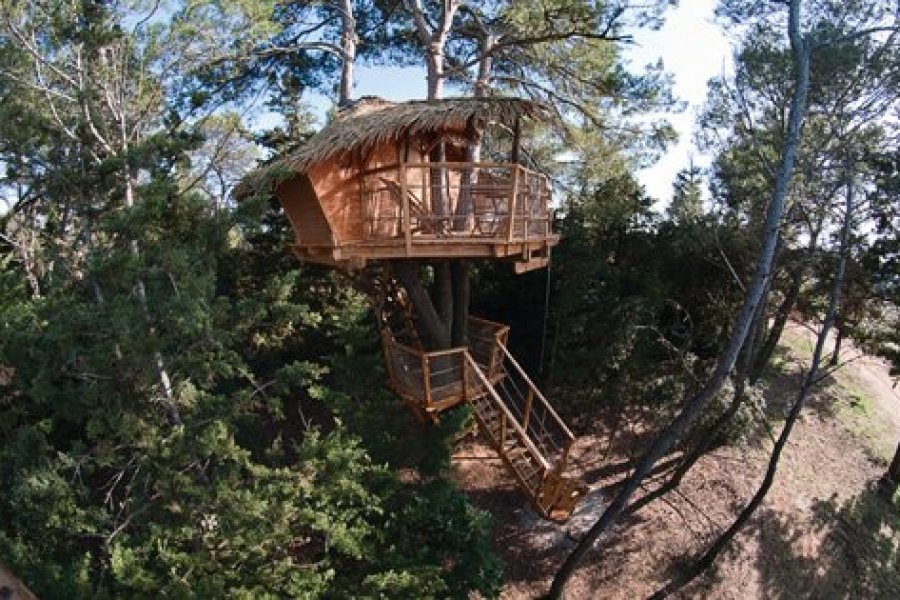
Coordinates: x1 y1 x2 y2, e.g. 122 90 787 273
650 150 857 599
878 441 900 500
394 260 451 349
450 259 470 346
751 265 803 381
338 0 356 106
545 2 811 596
829 325 844 367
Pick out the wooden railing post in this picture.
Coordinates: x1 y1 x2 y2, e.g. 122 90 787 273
557 442 572 475
400 162 412 255
492 330 505 378
460 351 468 403
500 412 507 451
507 166 519 242
523 387 534 431
421 354 431 410
381 331 395 385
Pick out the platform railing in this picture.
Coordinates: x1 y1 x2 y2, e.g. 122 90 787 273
361 162 551 243
381 316 510 413
494 342 576 473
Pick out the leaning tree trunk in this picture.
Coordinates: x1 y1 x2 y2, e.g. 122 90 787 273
545 2 811 596
651 152 857 599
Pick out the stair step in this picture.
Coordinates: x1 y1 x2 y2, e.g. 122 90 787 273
524 468 545 489
506 447 529 460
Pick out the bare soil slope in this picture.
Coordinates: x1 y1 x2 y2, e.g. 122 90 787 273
452 323 900 598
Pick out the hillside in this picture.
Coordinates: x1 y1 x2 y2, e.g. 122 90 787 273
453 322 900 598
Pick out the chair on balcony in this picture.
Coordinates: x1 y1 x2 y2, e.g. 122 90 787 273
377 176 450 237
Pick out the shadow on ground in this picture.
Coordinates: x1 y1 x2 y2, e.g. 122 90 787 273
752 484 900 599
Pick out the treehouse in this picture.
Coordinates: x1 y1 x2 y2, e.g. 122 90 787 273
241 97 586 521
242 97 559 273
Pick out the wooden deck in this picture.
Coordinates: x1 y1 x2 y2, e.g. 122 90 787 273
292 161 558 271
381 317 510 418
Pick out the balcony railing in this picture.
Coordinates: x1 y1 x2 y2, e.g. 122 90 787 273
380 317 510 414
360 162 552 244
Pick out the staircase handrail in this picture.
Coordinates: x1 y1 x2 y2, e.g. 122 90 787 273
464 352 551 472
497 342 576 445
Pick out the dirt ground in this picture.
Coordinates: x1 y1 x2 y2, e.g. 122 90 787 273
452 322 900 599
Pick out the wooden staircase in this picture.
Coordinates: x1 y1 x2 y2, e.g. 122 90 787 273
463 348 587 522
379 312 587 520
369 273 586 520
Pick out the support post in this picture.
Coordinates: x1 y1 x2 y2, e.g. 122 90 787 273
401 162 412 254
461 351 469 402
557 442 572 475
507 167 519 242
523 387 534 431
500 412 508 451
422 354 432 410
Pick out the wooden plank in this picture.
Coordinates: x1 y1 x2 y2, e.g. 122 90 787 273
507 167 519 243
523 388 534 431
514 256 549 274
401 162 412 254
422 354 432 410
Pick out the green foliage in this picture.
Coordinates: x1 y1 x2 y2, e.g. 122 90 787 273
0 1 503 590
0 189 502 598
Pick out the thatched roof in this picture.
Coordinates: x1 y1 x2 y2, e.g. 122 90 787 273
236 97 546 197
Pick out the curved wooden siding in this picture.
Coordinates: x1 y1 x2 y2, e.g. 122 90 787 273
275 174 333 246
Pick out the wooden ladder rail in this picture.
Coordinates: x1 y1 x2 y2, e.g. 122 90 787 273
465 352 551 475
497 342 576 473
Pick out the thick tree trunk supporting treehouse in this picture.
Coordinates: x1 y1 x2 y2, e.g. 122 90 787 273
393 259 451 350
450 259 469 346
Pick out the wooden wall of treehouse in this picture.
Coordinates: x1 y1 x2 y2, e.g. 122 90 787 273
275 136 470 246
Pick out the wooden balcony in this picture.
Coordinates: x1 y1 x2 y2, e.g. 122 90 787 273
293 162 558 272
381 317 510 418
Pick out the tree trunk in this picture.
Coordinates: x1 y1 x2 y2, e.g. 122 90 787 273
651 153 857 599
450 259 469 346
829 324 844 367
751 266 803 381
623 299 760 520
427 46 444 99
878 442 900 500
338 0 356 106
394 260 451 349
545 3 811 596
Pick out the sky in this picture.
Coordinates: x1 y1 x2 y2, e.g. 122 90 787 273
625 0 732 205
297 1 734 208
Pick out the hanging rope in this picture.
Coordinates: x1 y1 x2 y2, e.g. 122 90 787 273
539 251 552 374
